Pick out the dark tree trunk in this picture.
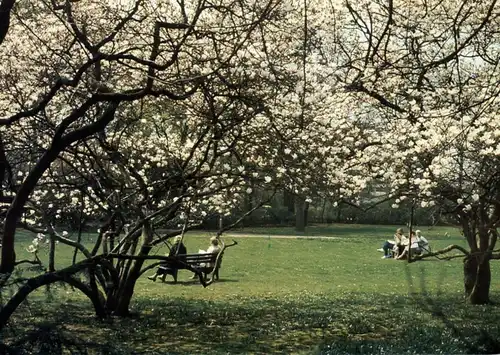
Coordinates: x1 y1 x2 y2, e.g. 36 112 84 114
295 198 306 233
463 255 476 296
112 245 152 316
73 198 85 265
0 0 16 45
48 236 56 272
304 200 309 226
284 189 295 214
320 199 327 223
464 255 491 304
0 134 11 195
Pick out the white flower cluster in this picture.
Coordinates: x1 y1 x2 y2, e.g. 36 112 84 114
26 233 47 254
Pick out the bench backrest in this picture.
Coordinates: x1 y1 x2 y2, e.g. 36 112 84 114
175 253 218 265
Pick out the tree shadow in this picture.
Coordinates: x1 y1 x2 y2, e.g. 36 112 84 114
157 278 240 286
2 321 136 354
4 279 500 354
404 263 500 354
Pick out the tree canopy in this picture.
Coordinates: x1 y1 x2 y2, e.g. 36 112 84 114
0 0 499 324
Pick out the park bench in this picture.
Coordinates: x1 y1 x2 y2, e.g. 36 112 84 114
160 239 238 283
146 239 237 286
160 251 223 283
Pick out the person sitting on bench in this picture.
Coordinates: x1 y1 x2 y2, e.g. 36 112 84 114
397 230 429 260
415 230 430 253
202 236 221 267
148 236 187 282
378 228 406 259
190 236 221 279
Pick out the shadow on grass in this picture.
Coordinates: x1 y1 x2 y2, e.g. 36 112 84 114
2 320 136 355
4 290 500 354
149 279 240 287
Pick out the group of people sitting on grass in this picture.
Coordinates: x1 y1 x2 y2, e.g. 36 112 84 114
378 228 430 260
147 235 221 282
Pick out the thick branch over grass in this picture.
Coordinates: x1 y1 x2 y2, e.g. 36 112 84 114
411 244 470 262
0 256 107 331
14 258 42 267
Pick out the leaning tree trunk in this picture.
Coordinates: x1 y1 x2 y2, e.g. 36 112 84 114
464 255 491 304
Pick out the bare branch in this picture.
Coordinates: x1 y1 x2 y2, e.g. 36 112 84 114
216 190 277 237
14 258 42 267
47 225 92 259
411 244 470 262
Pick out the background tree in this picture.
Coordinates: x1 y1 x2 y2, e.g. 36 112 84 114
300 0 500 303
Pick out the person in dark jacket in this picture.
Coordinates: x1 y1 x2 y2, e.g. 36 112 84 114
148 236 187 282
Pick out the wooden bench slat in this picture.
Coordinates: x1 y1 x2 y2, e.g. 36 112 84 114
161 253 219 270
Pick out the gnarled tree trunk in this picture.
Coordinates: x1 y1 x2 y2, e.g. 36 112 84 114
464 255 491 304
109 224 153 316
112 245 152 316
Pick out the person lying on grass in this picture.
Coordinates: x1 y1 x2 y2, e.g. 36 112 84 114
378 228 407 259
148 236 187 282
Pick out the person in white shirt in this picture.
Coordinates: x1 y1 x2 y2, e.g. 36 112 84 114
415 230 430 253
200 236 221 266
190 236 222 279
397 230 429 259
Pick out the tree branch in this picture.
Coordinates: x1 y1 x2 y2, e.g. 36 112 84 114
0 0 15 45
411 244 470 262
216 192 276 237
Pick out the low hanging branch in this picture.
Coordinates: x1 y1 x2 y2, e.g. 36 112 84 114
411 244 470 262
0 255 108 331
13 257 42 267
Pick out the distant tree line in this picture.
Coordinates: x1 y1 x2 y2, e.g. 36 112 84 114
201 188 454 230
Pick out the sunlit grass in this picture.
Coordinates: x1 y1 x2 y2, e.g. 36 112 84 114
4 224 500 354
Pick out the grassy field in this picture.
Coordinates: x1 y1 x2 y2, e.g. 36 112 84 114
3 224 500 354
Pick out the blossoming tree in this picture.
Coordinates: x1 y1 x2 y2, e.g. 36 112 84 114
0 0 297 322
306 0 500 303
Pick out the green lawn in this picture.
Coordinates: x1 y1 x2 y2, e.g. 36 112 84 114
3 224 500 354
